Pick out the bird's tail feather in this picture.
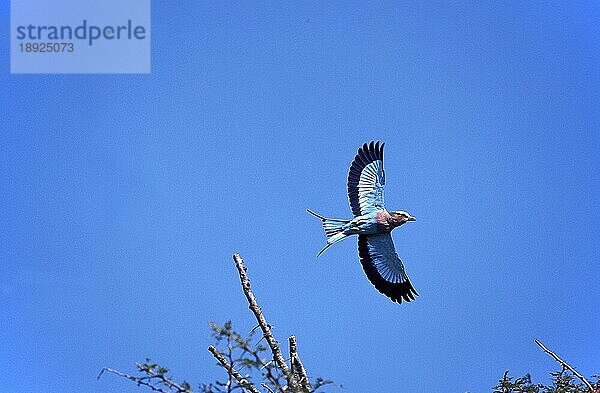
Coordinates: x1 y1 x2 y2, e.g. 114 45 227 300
307 209 350 256
307 209 349 238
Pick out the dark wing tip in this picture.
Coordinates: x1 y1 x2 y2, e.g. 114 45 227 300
358 140 385 161
368 141 376 160
347 141 386 216
396 280 419 303
359 143 369 159
357 235 418 304
383 279 419 304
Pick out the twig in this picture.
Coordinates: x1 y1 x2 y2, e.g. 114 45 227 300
210 321 286 392
209 346 262 393
97 366 189 393
226 334 235 393
289 336 311 393
261 383 276 393
98 368 168 393
535 339 595 392
232 254 300 391
250 324 262 335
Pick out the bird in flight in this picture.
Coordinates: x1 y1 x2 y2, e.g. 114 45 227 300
307 141 418 303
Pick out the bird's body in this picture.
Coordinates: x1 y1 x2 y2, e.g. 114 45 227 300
308 141 418 304
327 211 399 236
342 212 381 235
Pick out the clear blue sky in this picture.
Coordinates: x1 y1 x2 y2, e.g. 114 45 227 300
1 2 599 393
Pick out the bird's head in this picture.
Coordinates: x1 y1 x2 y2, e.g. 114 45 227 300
389 211 416 227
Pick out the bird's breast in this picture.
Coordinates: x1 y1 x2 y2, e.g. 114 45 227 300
375 211 392 233
375 210 390 224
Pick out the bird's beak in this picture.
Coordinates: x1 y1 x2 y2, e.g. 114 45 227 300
408 215 416 222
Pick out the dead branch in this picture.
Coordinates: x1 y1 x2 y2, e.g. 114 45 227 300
209 321 285 392
232 253 301 392
98 364 191 393
98 367 169 393
289 336 311 393
261 383 276 393
535 339 596 392
208 345 262 393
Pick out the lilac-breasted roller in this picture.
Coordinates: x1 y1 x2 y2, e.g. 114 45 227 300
307 141 418 304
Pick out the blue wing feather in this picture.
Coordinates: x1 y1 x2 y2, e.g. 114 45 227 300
347 141 386 216
357 234 418 303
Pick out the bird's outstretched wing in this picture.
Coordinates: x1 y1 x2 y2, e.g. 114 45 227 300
358 234 418 303
347 141 385 217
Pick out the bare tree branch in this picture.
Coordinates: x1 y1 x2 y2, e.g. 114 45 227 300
226 333 235 393
232 253 300 392
210 321 285 393
209 346 262 393
98 367 170 393
98 364 191 393
289 336 311 393
535 339 596 392
261 383 275 393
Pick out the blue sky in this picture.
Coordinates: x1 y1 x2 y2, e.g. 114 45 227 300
1 2 599 393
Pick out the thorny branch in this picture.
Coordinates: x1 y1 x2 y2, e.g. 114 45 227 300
208 346 261 393
289 336 311 393
98 362 192 393
209 254 311 393
261 383 276 393
230 253 302 392
535 339 596 393
209 321 285 392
